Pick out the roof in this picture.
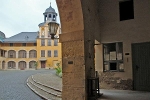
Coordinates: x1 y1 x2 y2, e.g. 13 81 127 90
38 22 46 27
0 31 6 38
45 5 56 13
4 32 38 43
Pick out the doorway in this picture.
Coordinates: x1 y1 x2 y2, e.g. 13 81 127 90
41 61 46 68
132 42 150 91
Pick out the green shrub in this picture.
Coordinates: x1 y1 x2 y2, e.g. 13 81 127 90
55 63 62 78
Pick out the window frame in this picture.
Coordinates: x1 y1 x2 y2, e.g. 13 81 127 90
54 39 58 46
47 39 51 46
103 42 124 72
41 50 45 57
41 39 45 46
48 50 51 57
119 0 134 21
54 50 58 57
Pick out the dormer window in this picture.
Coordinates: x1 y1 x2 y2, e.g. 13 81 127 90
25 36 29 40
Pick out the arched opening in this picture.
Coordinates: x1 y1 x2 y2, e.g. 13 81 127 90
18 61 26 70
8 50 16 58
29 61 36 69
18 50 26 58
2 61 5 69
56 0 100 99
29 50 37 58
8 61 16 69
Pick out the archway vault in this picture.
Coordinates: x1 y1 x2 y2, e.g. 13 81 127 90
56 0 101 100
56 0 84 42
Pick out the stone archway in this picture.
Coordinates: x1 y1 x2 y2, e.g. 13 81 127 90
56 0 101 99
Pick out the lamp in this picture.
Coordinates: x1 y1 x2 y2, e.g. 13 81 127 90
48 22 59 39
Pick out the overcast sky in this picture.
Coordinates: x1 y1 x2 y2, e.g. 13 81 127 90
0 0 59 38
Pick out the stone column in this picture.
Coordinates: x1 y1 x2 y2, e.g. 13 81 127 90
26 62 29 69
60 32 85 100
16 62 18 69
27 51 29 58
16 51 18 58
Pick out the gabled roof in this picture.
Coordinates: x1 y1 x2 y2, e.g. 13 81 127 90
4 32 38 43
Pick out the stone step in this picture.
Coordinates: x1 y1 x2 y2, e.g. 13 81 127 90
32 75 62 93
31 75 62 97
27 76 62 100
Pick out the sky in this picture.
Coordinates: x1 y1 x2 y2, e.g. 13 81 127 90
0 0 59 38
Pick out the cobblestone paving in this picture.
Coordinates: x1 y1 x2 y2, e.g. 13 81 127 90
0 69 53 100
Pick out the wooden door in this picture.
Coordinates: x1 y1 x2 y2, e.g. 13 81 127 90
41 61 46 68
132 42 150 91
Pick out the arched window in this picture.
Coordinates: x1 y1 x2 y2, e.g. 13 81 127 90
29 50 37 58
45 15 47 21
8 50 16 58
18 61 26 70
49 14 51 18
8 61 16 69
53 15 56 21
18 50 26 58
29 61 36 69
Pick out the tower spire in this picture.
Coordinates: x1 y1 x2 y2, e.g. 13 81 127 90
50 0 51 7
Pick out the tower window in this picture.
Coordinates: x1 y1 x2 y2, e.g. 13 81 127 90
119 0 134 21
49 14 51 18
53 15 56 21
41 39 45 46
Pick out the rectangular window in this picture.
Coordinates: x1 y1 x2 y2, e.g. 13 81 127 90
54 39 58 46
103 42 123 72
54 50 58 57
48 50 51 57
10 43 13 46
47 39 51 46
22 43 26 46
41 39 45 46
41 50 45 57
119 0 134 21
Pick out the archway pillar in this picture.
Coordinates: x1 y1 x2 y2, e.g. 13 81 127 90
57 0 96 99
60 31 87 100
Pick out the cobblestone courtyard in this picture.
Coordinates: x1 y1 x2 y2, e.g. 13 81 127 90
0 69 52 100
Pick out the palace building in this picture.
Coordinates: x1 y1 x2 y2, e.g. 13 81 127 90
0 4 61 70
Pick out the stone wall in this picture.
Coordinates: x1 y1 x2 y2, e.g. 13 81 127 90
99 72 133 90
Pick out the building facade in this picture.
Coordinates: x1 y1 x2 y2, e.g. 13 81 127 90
0 5 61 70
94 0 150 91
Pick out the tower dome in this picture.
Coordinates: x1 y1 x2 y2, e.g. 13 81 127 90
43 3 57 22
45 6 56 13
